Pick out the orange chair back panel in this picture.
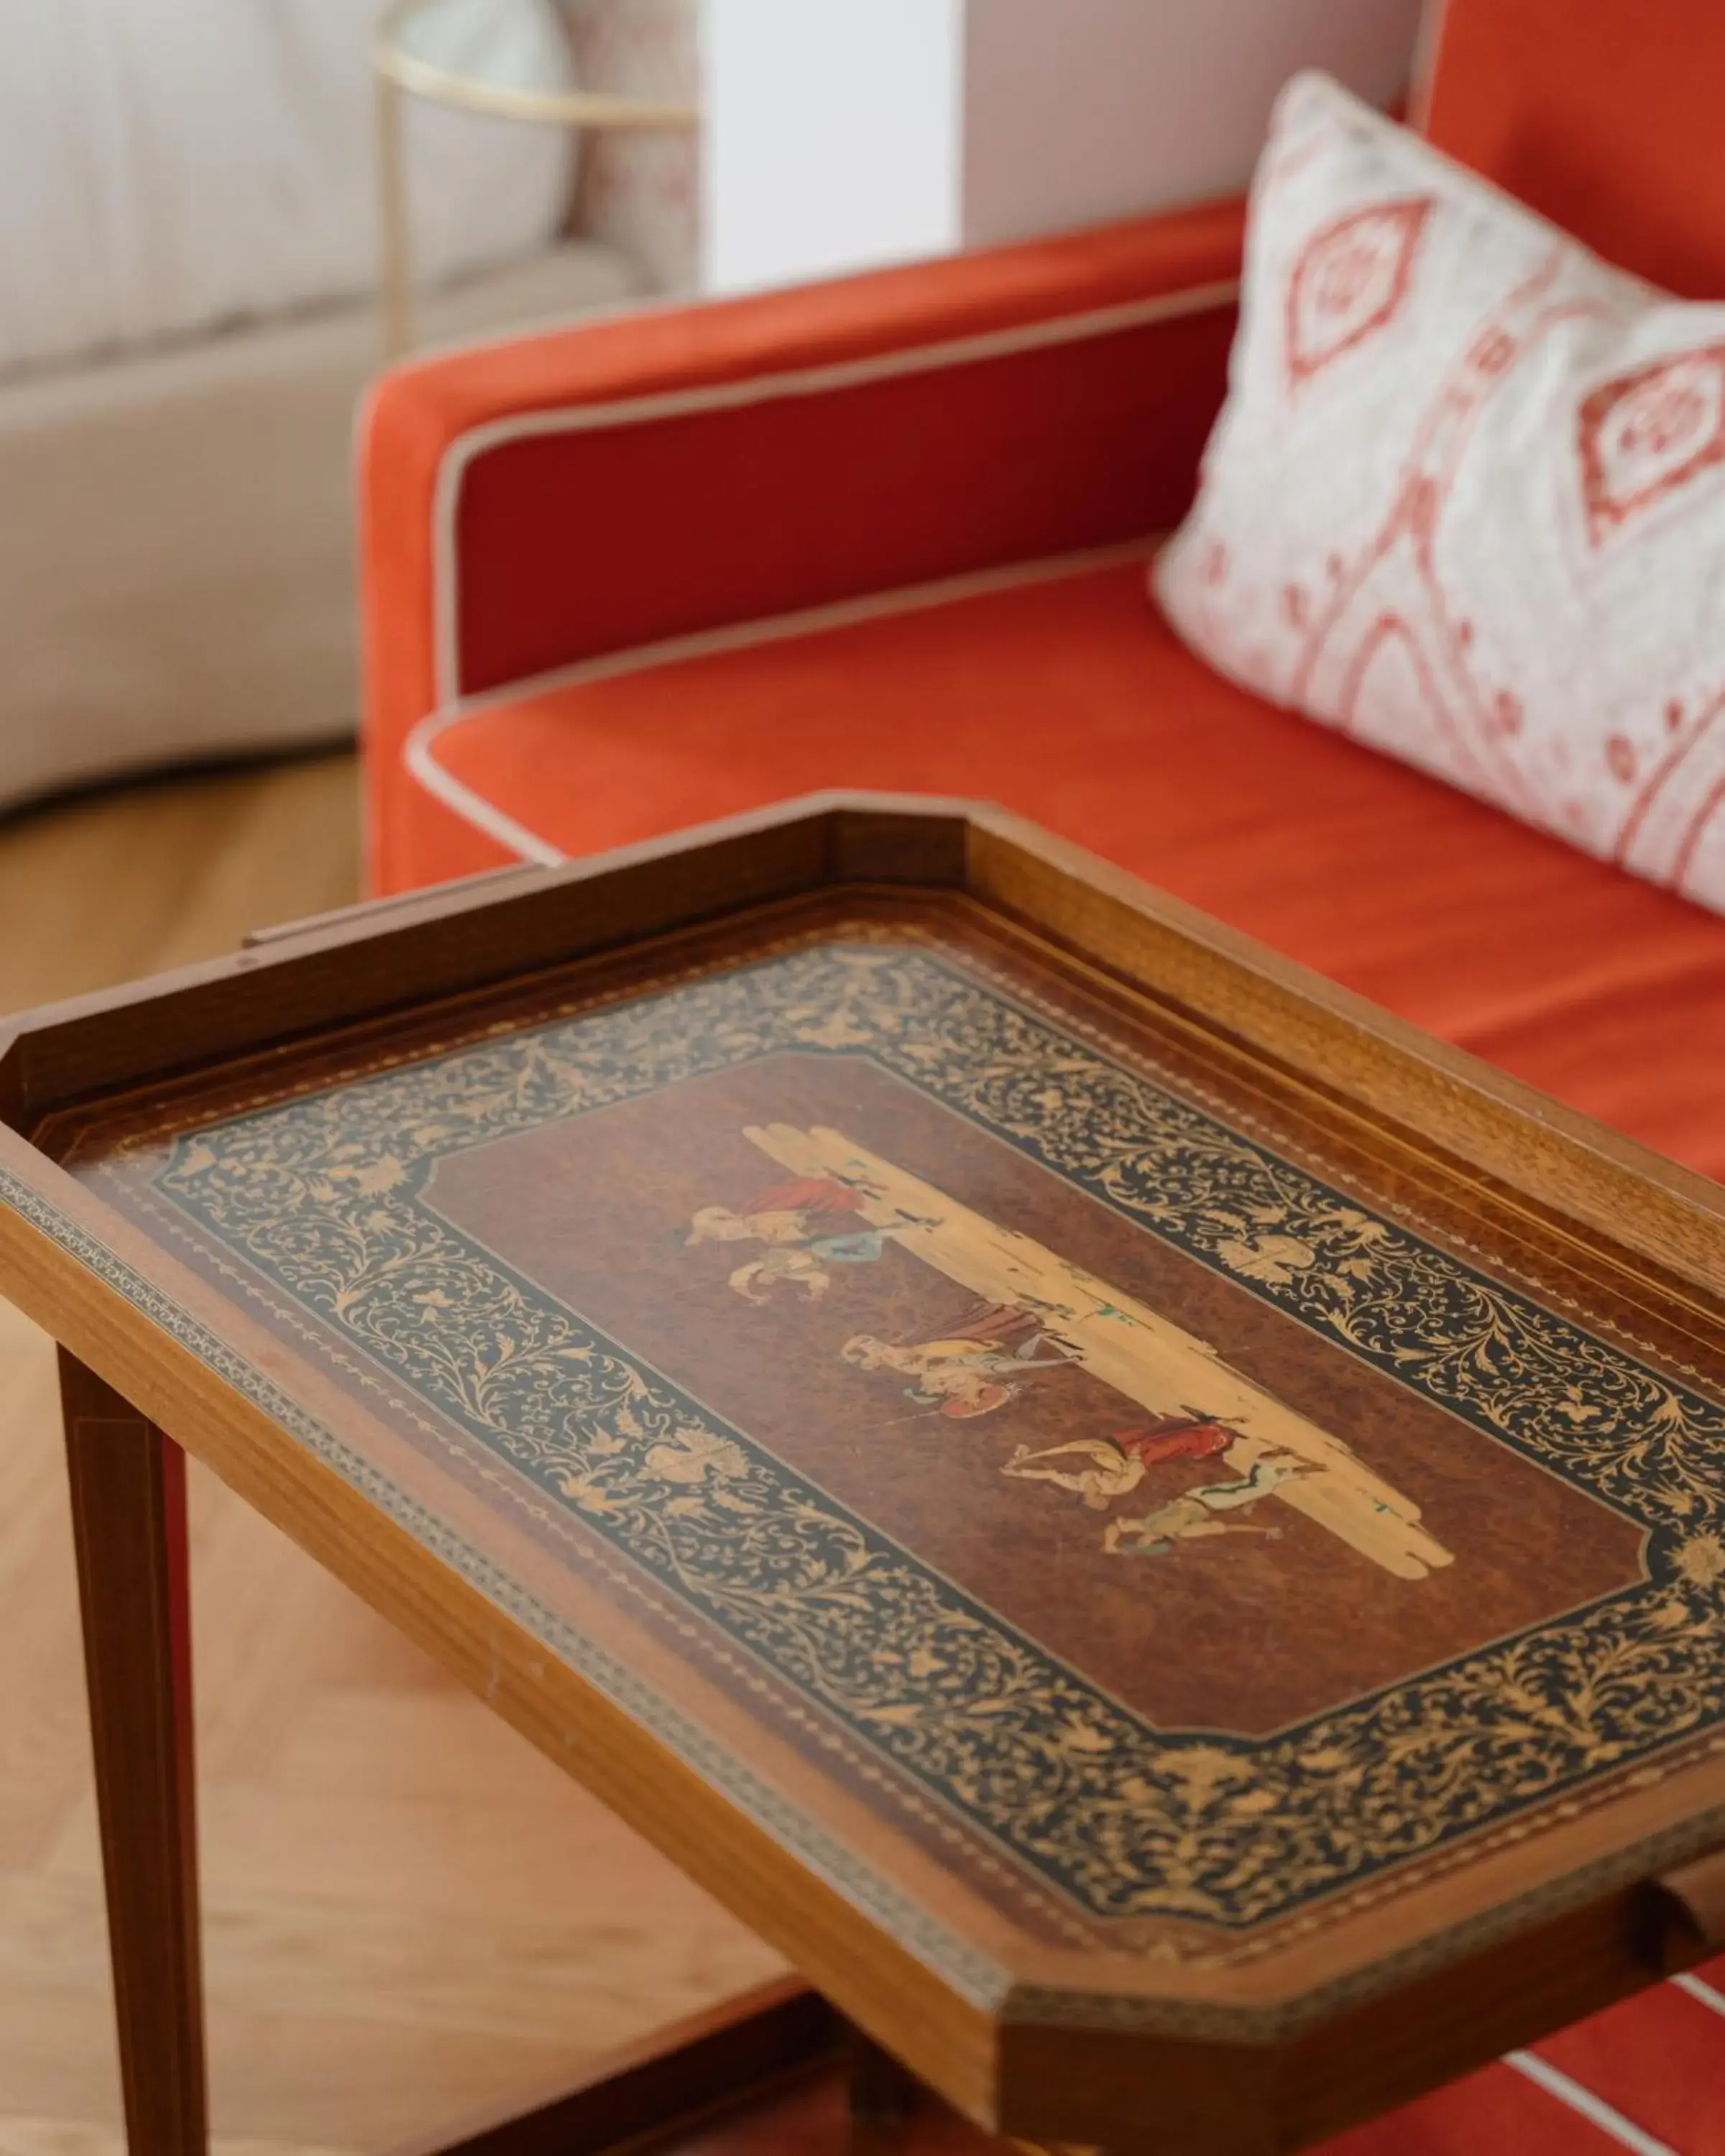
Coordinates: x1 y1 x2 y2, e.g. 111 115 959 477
1417 0 1725 295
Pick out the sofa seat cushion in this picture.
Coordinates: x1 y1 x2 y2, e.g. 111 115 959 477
413 556 1725 1179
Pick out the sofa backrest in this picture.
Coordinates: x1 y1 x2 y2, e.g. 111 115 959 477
1414 0 1725 297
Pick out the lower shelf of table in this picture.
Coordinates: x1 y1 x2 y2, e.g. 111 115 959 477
385 1977 1015 2156
636 2053 1006 2156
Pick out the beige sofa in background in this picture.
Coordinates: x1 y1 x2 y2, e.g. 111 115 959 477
0 241 643 817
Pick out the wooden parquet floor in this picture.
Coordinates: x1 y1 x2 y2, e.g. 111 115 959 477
0 756 783 2156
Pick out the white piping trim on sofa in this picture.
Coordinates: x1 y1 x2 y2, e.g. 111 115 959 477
426 277 1238 709
1673 1968 1725 2019
404 537 1159 866
1505 2052 1674 2156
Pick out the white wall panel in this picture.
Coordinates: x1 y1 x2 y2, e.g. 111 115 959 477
702 0 964 293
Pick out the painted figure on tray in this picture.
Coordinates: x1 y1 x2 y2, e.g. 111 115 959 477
1103 1453 1312 1556
686 1121 1452 1579
1003 1415 1237 1508
841 1301 1082 1419
687 1174 931 1304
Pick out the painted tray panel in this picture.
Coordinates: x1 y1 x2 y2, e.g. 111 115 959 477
51 899 1725 1993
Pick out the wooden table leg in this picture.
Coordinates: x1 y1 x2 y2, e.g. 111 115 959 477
61 1350 208 2156
847 2027 919 2155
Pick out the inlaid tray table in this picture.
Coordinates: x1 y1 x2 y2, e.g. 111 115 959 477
3 795 1724 2156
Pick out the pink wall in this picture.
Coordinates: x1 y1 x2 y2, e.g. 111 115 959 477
962 0 1426 244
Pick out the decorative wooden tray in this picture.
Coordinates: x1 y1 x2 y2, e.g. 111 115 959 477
3 795 1722 2154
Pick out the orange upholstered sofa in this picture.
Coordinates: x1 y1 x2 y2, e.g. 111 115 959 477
362 3 1725 2145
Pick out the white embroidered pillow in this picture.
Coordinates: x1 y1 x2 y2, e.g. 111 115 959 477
1155 71 1725 914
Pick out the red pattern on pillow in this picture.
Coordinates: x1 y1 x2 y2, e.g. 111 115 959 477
1578 346 1725 543
1156 73 1725 916
1284 198 1430 384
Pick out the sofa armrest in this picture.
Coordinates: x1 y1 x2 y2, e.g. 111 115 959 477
360 197 1243 890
